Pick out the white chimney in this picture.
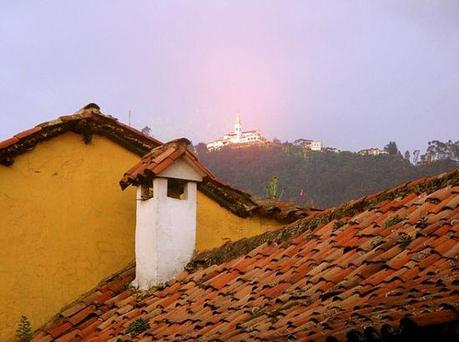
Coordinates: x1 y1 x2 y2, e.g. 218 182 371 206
130 158 203 290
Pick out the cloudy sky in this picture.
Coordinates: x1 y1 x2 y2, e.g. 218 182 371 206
0 1 458 153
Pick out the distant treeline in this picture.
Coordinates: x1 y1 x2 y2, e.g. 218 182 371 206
195 143 458 209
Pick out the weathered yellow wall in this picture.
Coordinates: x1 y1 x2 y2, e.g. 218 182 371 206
0 133 139 341
196 192 281 251
0 132 281 341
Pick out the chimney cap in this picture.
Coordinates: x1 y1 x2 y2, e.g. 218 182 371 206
120 138 214 190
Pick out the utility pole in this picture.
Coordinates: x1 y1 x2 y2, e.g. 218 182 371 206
128 110 131 127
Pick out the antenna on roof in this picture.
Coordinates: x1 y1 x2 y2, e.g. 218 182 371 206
128 110 132 127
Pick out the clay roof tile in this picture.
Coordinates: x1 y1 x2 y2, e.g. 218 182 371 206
34 168 459 341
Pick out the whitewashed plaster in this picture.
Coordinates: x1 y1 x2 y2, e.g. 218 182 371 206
158 157 204 181
131 157 202 290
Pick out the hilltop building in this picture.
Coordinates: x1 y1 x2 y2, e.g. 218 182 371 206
206 114 267 150
358 147 389 156
293 138 323 151
303 139 323 151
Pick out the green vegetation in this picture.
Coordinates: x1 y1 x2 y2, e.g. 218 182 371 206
426 140 459 161
384 141 401 156
125 318 150 337
384 215 403 228
197 143 457 208
265 176 283 200
398 233 412 248
333 220 345 230
416 217 429 229
16 316 33 342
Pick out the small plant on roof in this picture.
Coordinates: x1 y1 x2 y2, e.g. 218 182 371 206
384 215 403 228
125 318 150 337
370 236 384 249
333 220 345 230
398 233 412 248
416 217 428 228
251 306 261 315
16 315 33 342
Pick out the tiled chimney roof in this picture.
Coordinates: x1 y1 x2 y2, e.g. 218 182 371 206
119 138 214 190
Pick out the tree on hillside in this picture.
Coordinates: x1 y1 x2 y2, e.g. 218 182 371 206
404 150 411 161
265 176 283 200
427 140 459 161
384 141 400 156
195 143 208 156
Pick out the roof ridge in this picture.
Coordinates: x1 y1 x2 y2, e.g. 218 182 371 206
120 137 215 190
0 104 162 165
186 168 459 271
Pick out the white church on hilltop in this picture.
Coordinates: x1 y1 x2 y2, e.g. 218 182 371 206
207 114 267 150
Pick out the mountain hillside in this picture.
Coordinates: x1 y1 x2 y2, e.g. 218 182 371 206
196 144 458 208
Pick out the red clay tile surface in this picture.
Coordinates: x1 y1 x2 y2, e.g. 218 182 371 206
34 169 459 341
119 138 214 190
254 199 323 223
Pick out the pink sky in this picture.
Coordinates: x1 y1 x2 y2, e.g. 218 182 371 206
0 1 458 153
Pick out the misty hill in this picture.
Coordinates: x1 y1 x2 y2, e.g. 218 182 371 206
196 144 458 208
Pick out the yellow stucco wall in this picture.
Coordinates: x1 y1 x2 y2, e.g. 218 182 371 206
0 132 282 341
0 133 140 341
196 192 281 251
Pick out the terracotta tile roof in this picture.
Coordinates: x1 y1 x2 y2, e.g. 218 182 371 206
198 176 262 218
254 198 323 222
34 169 459 341
119 138 214 190
198 177 321 221
0 103 162 165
